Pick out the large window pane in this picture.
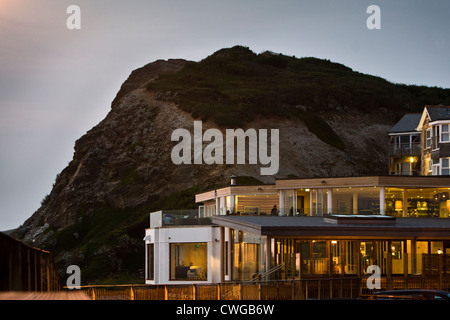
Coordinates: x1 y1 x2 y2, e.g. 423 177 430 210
170 243 207 281
146 244 154 280
416 241 428 275
333 187 380 215
385 188 405 217
232 231 261 281
312 241 327 274
391 241 404 275
406 188 450 217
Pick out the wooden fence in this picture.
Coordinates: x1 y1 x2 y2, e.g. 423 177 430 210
80 275 450 300
0 232 61 292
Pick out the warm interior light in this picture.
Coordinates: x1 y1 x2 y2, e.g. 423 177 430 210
395 200 403 210
410 157 415 163
447 200 450 211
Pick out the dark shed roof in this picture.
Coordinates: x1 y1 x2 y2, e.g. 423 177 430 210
389 114 422 134
426 106 450 122
212 215 450 239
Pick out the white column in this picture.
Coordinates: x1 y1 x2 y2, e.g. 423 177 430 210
219 197 225 215
220 227 224 283
230 195 236 214
327 188 333 214
380 187 385 215
215 197 220 216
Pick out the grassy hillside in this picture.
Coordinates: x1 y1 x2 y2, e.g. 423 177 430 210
147 46 450 129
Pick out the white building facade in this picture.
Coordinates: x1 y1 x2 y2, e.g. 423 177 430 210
144 210 230 285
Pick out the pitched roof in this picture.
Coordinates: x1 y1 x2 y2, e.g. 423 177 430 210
425 106 450 122
389 113 422 134
417 105 450 131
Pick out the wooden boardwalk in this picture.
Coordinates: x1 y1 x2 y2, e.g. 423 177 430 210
0 291 91 300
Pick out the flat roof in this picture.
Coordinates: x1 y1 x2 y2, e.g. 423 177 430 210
212 215 450 240
196 177 450 203
195 184 278 203
275 175 450 189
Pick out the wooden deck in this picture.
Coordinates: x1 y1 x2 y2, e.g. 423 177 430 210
0 291 91 300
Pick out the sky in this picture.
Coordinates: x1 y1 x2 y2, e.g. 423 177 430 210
0 0 449 231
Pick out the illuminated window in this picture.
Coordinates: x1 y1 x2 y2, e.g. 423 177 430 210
170 243 207 281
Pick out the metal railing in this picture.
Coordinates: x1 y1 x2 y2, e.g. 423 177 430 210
388 142 421 158
79 275 450 300
150 210 212 228
247 264 284 283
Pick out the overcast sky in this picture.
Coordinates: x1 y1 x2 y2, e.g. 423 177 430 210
1 0 449 231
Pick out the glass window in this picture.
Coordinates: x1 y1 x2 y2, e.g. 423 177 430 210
146 244 154 280
385 188 404 217
312 241 328 274
297 241 311 274
434 126 440 149
361 241 375 272
170 243 207 281
283 189 296 216
416 241 428 274
442 124 449 142
426 129 432 148
333 187 380 215
441 158 450 175
232 231 261 281
391 241 404 275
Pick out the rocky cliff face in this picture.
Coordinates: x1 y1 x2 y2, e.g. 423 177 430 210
12 48 404 283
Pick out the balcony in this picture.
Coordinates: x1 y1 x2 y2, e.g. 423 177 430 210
149 210 212 228
388 142 421 158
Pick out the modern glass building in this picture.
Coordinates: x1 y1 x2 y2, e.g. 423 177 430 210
145 176 450 284
212 214 450 281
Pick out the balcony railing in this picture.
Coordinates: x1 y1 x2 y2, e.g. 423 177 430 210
388 142 421 158
150 210 212 228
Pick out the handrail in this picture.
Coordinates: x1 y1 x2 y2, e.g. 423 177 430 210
78 274 450 300
246 264 284 283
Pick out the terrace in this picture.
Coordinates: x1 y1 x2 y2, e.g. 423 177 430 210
149 210 212 228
